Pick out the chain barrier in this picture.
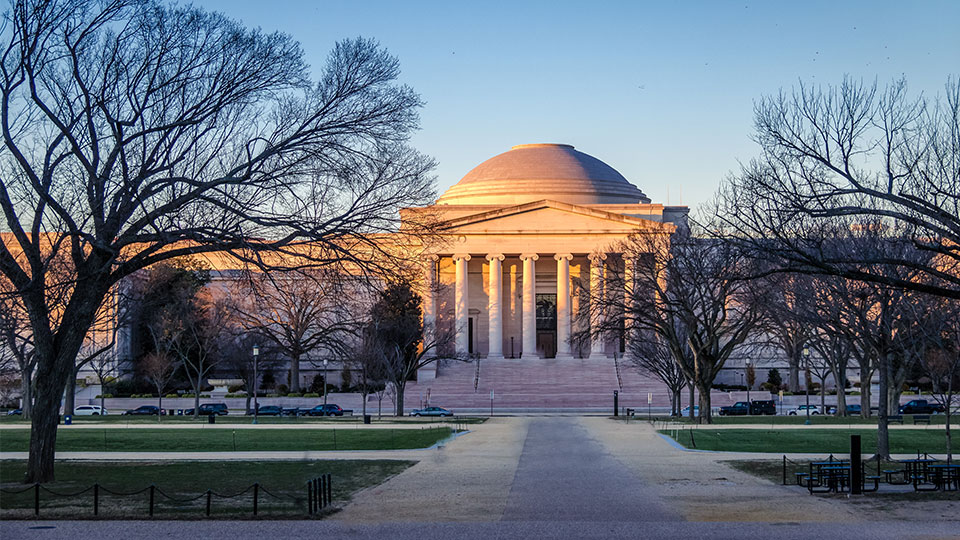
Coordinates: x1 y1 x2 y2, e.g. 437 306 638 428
0 474 331 518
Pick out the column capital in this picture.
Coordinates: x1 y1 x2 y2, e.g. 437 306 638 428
423 253 440 262
485 253 505 262
519 253 539 261
588 252 607 263
452 253 471 262
554 253 573 261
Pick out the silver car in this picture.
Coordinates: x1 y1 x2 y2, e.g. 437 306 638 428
410 406 453 417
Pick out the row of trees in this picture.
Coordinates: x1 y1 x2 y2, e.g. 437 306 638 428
578 77 959 461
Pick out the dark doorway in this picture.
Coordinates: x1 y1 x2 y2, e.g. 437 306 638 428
468 317 474 354
536 294 557 358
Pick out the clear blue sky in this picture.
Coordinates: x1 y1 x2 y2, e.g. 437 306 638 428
202 0 958 210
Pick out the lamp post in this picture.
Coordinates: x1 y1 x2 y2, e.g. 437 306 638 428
803 347 811 425
323 359 329 407
746 358 751 406
252 345 260 425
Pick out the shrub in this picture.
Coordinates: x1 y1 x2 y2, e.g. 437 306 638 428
164 393 179 398
759 382 775 392
95 393 114 399
766 368 783 389
266 393 280 398
303 392 320 398
309 374 326 394
224 393 245 398
286 393 302 398
228 384 245 393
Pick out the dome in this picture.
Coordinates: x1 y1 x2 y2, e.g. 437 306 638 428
436 143 649 206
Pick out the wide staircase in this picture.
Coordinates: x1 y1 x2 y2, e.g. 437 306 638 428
402 357 750 411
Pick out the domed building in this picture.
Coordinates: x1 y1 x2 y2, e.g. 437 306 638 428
404 143 688 376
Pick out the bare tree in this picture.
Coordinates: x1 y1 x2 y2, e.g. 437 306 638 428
140 351 179 421
714 77 960 300
1 0 435 481
581 227 761 424
629 331 689 417
230 270 364 393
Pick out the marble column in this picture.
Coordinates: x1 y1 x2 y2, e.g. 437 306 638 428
422 254 439 356
554 253 574 359
486 253 505 359
588 253 607 360
453 254 471 356
519 253 539 360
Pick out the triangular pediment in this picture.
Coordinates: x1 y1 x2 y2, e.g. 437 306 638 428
440 200 670 234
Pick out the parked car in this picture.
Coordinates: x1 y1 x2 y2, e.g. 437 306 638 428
281 407 306 417
251 405 282 416
788 405 821 416
184 403 229 416
410 406 453 417
6 408 22 416
898 400 945 415
123 405 163 416
718 402 750 416
675 406 700 417
841 404 862 416
74 405 108 416
306 404 344 417
750 400 777 415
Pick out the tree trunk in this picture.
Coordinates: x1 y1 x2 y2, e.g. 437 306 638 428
157 392 163 423
395 383 405 417
820 383 826 412
19 372 33 420
687 383 695 421
63 372 76 417
835 383 847 416
361 390 368 418
27 343 83 483
876 354 890 459
696 384 712 424
860 369 874 418
193 389 201 419
788 352 800 392
290 353 301 394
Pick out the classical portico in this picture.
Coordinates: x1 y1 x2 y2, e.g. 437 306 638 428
405 143 687 362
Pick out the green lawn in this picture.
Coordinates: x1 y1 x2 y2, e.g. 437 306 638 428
0 413 487 425
0 459 413 518
0 427 455 452
660 428 955 454
655 414 958 426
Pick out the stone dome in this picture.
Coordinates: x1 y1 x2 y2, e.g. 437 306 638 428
436 144 649 206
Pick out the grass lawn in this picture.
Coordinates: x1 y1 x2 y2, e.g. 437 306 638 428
0 459 413 518
654 414 958 426
0 414 487 425
0 427 456 452
659 428 954 454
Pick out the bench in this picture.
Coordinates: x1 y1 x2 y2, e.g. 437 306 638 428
863 475 881 492
794 472 809 486
883 469 908 484
625 408 635 417
887 415 903 425
913 415 931 425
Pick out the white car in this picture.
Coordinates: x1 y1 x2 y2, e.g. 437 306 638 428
788 404 821 416
74 405 108 416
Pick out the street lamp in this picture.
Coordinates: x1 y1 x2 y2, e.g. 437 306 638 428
746 358 751 406
323 358 329 407
252 345 260 425
803 347 811 425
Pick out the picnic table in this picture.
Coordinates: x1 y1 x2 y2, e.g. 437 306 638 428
899 457 939 490
926 463 960 491
807 460 851 493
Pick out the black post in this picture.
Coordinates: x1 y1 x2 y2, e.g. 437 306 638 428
613 390 619 416
307 480 313 514
851 434 862 495
326 473 332 506
320 476 326 508
782 455 787 485
34 483 39 516
206 490 212 517
253 483 259 516
94 483 99 516
149 485 155 517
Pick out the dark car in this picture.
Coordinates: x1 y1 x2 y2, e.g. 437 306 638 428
281 407 306 417
306 404 344 417
842 404 862 416
251 405 282 416
123 405 163 416
718 402 750 416
6 408 22 416
184 403 229 416
750 400 777 415
898 400 945 415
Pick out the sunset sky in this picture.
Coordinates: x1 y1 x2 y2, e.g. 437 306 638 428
203 0 959 211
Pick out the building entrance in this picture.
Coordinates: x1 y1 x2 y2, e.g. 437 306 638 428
536 293 557 358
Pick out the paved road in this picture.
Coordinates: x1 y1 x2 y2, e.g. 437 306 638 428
501 418 679 523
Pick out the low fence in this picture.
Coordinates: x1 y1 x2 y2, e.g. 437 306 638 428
0 474 333 518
